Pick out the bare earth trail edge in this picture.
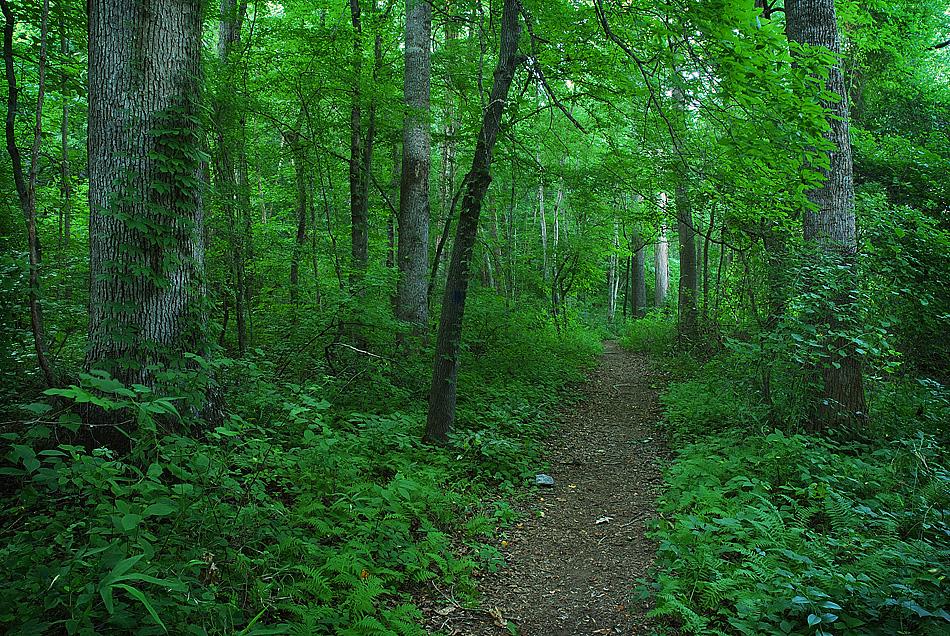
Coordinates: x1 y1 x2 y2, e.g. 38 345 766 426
424 341 668 636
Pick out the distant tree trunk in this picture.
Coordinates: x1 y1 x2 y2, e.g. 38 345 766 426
396 0 431 331
434 8 458 290
387 144 399 269
654 195 669 307
214 0 250 353
3 0 55 387
676 183 699 339
607 220 619 323
425 0 524 444
288 126 308 307
86 0 206 392
57 5 71 250
632 228 647 317
349 0 368 283
702 206 715 316
785 0 866 433
621 254 630 318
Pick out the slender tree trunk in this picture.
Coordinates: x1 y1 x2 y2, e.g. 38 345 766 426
214 0 250 353
58 6 70 250
632 228 647 317
396 0 431 331
349 0 368 283
654 194 669 307
288 127 308 307
607 220 619 323
676 183 699 339
86 0 206 392
702 205 715 316
425 0 524 444
785 0 866 433
3 0 55 387
387 144 399 269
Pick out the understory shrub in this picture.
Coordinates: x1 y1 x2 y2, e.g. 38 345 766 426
0 310 599 635
649 347 949 635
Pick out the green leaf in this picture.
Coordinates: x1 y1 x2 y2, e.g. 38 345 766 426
807 613 822 626
143 502 176 517
120 513 144 532
112 584 167 632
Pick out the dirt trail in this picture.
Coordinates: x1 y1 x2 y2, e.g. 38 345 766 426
428 342 666 635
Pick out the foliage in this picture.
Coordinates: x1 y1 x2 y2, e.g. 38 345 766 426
647 330 950 636
0 309 597 635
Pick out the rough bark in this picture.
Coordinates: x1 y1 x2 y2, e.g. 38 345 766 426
396 0 431 331
785 0 866 433
425 0 524 444
86 0 206 390
3 0 55 387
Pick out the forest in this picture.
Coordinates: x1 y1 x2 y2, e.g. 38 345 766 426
0 0 948 634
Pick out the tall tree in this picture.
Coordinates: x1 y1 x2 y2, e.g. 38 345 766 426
631 228 647 317
2 0 55 386
396 0 431 331
86 0 206 391
349 0 368 282
654 195 669 307
425 0 524 444
213 0 251 353
785 0 867 432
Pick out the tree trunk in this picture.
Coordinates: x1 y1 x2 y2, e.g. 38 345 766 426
676 183 699 340
607 220 619 323
654 194 669 307
396 0 431 331
58 5 70 250
3 0 55 387
288 127 308 307
213 0 250 353
785 0 866 433
425 0 523 444
86 0 206 391
632 228 647 317
349 0 368 283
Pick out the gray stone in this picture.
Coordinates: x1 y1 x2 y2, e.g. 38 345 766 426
535 473 555 487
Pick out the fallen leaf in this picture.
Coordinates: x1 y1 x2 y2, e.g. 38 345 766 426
435 606 456 616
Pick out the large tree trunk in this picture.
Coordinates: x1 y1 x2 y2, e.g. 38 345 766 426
785 0 866 433
86 0 206 391
425 0 523 444
396 0 431 331
3 0 55 387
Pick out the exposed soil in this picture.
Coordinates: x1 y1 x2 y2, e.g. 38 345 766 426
423 342 667 635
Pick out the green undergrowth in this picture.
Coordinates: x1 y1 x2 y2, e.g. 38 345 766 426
0 311 600 635
638 341 949 635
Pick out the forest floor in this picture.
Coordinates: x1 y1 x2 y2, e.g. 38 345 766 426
424 342 667 635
